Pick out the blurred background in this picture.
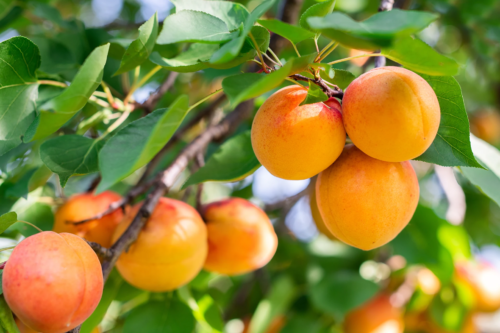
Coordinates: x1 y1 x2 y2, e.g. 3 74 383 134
0 0 500 332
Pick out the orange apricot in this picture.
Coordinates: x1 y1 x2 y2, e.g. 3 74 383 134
309 182 336 240
203 198 278 275
53 191 124 247
456 261 500 312
344 294 404 333
342 66 440 162
470 109 500 145
15 317 38 333
349 49 370 67
3 232 103 333
251 85 346 180
316 145 419 250
112 197 207 291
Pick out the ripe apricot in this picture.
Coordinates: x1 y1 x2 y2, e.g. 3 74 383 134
309 183 336 240
251 85 346 180
203 198 278 275
53 191 124 247
15 317 38 333
456 261 500 312
349 49 370 67
344 294 404 333
112 197 207 291
470 109 500 145
343 66 440 162
3 232 103 333
316 145 419 250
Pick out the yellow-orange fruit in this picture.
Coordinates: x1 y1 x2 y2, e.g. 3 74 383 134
470 109 500 145
3 232 103 333
349 49 370 67
15 317 38 333
242 315 286 333
113 197 207 291
309 183 336 240
53 191 124 247
251 85 346 180
343 66 440 162
456 261 500 312
316 145 419 250
344 294 404 333
203 198 278 275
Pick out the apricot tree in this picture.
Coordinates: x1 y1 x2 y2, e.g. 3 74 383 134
0 0 498 333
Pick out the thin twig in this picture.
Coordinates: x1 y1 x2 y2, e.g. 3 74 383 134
135 71 179 113
289 74 343 99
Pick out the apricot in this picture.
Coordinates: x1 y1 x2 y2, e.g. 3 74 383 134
251 85 346 180
53 191 124 247
316 145 419 250
342 66 440 162
344 294 404 333
15 317 38 333
456 261 500 312
309 182 336 240
3 232 103 333
112 197 207 291
349 49 370 67
470 109 500 145
203 198 278 275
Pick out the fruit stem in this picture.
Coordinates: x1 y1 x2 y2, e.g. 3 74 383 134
268 48 283 66
124 65 162 105
291 42 301 57
101 81 115 107
16 220 43 233
317 42 339 63
316 41 336 62
249 32 270 73
327 53 380 65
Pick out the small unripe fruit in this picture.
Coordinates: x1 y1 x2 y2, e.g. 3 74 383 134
251 85 346 180
3 232 103 333
456 261 500 312
344 294 404 333
316 145 419 250
343 66 440 162
53 191 124 247
203 198 278 275
113 197 207 291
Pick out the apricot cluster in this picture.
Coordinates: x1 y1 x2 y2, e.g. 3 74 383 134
252 66 440 250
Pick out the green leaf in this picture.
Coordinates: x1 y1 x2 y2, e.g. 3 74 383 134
312 63 356 90
171 0 249 31
123 300 195 333
10 203 53 237
0 0 14 20
391 205 454 284
299 0 336 30
222 54 315 106
150 43 218 73
31 36 76 75
115 13 158 75
258 19 315 44
245 25 270 53
300 81 328 105
210 0 276 64
96 95 189 193
0 296 19 333
460 136 500 207
0 37 40 156
307 10 438 50
0 212 17 235
157 11 236 45
183 131 260 188
310 271 379 319
178 286 223 332
40 135 103 187
5 168 37 199
24 43 110 142
81 270 123 333
415 75 482 168
381 37 460 76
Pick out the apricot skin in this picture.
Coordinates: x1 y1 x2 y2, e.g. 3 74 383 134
344 294 404 333
203 198 278 276
343 66 440 162
251 85 346 180
316 145 419 250
309 183 336 240
53 191 124 247
456 261 500 312
112 197 207 292
3 232 103 333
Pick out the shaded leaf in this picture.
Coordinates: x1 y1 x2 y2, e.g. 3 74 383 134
10 203 54 237
0 0 14 20
299 0 336 30
382 37 460 76
5 168 37 199
123 300 195 333
415 75 481 168
115 13 158 75
150 44 218 73
258 19 315 44
157 11 236 45
313 64 356 90
25 44 110 142
0 296 18 333
308 10 438 50
40 135 104 187
245 25 270 53
97 95 189 193
0 37 40 155
183 131 260 188
0 212 17 235
171 0 249 31
300 81 328 105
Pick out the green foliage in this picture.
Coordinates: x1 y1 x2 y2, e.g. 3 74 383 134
300 80 328 105
0 296 18 333
0 212 17 235
299 0 336 30
258 19 316 44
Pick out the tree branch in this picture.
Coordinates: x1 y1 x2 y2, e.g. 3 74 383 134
375 0 395 67
290 74 344 99
134 71 179 113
